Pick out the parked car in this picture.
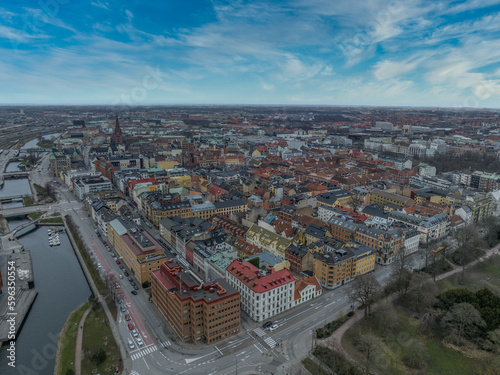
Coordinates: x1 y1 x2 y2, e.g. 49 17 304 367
133 285 139 290
117 298 123 304
127 277 133 282
127 339 135 349
120 305 126 312
125 314 131 321
128 323 134 330
136 337 144 346
124 271 129 277
131 290 138 295
131 329 138 337
116 260 120 265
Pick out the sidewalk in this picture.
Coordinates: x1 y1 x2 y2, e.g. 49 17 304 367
74 307 92 375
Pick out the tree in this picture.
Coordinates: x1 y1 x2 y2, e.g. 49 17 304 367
348 273 381 318
354 331 380 361
390 250 413 297
479 216 500 247
406 272 437 312
442 302 486 345
452 226 485 277
91 347 107 365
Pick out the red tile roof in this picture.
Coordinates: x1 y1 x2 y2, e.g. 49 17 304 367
226 259 294 293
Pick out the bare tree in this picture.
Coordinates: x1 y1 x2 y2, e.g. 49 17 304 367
350 191 365 213
479 216 500 247
348 273 381 318
442 302 486 345
354 331 380 361
406 272 437 312
452 226 485 277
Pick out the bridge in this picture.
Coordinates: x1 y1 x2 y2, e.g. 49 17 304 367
1 171 30 178
7 217 44 236
0 205 46 218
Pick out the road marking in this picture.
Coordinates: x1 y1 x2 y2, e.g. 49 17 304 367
253 327 266 337
254 343 264 353
264 337 276 348
215 345 223 355
142 357 150 370
160 340 171 347
236 351 246 357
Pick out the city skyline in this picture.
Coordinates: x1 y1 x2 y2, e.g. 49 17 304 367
1 0 500 107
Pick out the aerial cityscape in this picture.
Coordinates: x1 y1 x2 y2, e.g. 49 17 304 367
1 2 500 375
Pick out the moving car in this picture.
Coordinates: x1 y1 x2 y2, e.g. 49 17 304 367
131 290 138 295
263 321 273 329
269 324 279 332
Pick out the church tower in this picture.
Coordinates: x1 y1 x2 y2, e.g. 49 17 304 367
114 113 123 144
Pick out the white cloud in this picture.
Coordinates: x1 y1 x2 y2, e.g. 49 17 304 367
260 80 275 91
91 1 109 10
374 59 420 80
125 9 134 21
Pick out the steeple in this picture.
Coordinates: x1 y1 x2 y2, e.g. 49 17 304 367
114 113 122 144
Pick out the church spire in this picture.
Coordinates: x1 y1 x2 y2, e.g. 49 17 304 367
114 113 122 144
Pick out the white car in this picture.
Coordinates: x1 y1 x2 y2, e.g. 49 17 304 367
136 337 144 346
269 324 279 332
128 339 135 349
131 329 138 337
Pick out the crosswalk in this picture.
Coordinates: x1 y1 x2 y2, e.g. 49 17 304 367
130 371 140 375
159 340 171 347
131 345 158 360
253 327 266 337
264 337 277 348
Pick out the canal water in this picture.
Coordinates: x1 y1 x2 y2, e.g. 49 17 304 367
0 179 32 199
0 218 91 375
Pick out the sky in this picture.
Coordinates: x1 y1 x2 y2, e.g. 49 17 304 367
1 0 500 107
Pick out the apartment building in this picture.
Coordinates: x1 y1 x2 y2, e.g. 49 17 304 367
151 260 240 344
246 224 292 259
226 259 295 322
74 176 113 200
313 242 376 289
389 211 450 244
294 276 322 306
107 218 169 284
369 189 415 208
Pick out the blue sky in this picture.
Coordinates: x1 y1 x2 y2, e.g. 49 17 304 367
1 0 500 107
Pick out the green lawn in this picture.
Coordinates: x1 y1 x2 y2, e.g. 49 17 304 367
23 197 34 207
28 211 46 221
302 358 324 375
55 302 90 375
37 140 55 148
40 217 63 224
425 339 474 375
81 307 121 375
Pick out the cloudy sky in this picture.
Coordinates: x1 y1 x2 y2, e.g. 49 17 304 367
1 0 500 107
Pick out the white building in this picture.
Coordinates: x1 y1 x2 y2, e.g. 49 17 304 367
418 163 437 177
403 227 420 255
226 259 295 322
389 212 450 244
74 176 112 200
294 276 322 306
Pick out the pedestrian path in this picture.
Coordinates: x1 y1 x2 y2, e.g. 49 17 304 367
264 337 276 348
253 327 266 337
74 307 92 375
159 340 171 347
131 345 158 360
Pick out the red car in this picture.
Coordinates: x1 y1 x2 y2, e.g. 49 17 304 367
116 260 120 265
128 323 134 330
125 314 131 321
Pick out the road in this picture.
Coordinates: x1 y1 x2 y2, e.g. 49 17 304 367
1 144 430 375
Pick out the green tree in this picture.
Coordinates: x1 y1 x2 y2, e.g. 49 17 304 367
91 347 107 365
248 257 260 269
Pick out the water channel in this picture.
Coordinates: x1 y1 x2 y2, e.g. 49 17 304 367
0 218 91 375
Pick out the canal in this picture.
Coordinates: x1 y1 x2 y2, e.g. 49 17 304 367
0 218 91 375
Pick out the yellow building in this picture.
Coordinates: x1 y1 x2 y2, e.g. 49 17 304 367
313 242 375 289
107 218 169 284
246 224 291 259
369 189 415 208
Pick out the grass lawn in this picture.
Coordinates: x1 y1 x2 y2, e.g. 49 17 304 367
65 216 118 320
55 302 90 375
302 358 324 375
81 307 121 375
40 217 63 224
23 196 34 207
37 140 55 148
424 339 475 375
28 211 46 221
437 254 500 292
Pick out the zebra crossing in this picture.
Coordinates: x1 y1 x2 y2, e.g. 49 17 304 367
159 340 171 347
130 371 140 375
131 345 158 360
253 327 266 337
264 337 276 348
